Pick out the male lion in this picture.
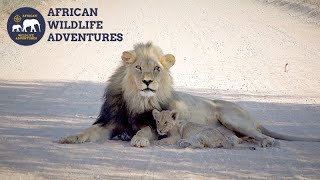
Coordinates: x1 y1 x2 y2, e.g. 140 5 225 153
59 42 320 147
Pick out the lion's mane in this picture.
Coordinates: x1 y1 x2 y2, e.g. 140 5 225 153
93 42 173 140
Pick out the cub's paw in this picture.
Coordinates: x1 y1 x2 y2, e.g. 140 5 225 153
152 140 163 146
130 135 150 147
58 134 87 144
153 139 171 146
259 137 279 148
177 139 191 148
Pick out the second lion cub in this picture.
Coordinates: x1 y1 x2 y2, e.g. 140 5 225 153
152 109 248 149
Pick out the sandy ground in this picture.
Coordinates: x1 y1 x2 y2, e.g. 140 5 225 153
0 0 320 179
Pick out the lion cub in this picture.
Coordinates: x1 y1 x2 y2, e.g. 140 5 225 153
152 109 244 149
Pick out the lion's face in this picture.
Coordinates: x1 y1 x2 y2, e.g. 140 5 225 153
121 43 175 98
152 109 178 135
130 57 164 97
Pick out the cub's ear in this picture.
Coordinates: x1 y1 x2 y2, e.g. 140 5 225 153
160 54 175 69
170 110 179 120
152 109 161 119
121 51 136 64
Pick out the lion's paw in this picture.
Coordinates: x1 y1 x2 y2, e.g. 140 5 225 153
152 140 162 146
152 140 171 146
177 139 191 148
130 135 150 147
58 134 87 144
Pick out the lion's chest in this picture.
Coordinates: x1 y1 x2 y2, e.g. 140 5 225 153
129 97 162 114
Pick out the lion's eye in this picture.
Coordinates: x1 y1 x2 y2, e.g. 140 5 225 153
135 65 142 71
154 66 160 72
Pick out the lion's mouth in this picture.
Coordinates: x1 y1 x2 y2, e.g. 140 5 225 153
158 131 166 136
142 88 155 92
140 88 156 97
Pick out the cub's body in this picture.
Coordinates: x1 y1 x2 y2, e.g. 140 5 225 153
152 110 241 149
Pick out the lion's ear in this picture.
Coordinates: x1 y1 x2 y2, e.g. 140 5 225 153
160 54 175 69
170 110 179 120
121 51 136 64
152 109 160 119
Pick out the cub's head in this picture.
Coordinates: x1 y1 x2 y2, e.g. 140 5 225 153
152 109 179 135
121 42 175 97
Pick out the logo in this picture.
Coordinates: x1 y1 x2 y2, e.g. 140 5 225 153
7 7 46 46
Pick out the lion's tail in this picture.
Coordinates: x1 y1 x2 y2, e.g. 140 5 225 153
260 125 320 142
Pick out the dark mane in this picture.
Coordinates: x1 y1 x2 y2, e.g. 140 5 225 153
93 65 166 141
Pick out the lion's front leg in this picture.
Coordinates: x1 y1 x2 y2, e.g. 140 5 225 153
130 126 157 147
59 124 111 144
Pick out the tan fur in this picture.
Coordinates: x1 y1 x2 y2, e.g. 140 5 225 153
152 110 242 148
121 42 174 115
122 42 176 146
59 124 115 144
130 126 157 147
60 42 319 146
166 97 278 148
59 42 177 145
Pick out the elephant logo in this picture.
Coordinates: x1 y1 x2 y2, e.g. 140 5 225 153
22 19 41 32
7 7 45 46
12 24 22 32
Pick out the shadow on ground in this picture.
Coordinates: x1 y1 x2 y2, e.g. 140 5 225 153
0 80 319 179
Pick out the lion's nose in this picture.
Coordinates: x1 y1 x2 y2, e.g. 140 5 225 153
142 80 153 86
